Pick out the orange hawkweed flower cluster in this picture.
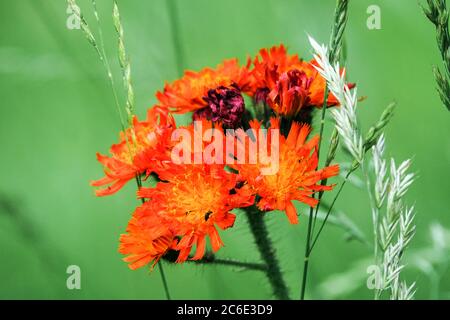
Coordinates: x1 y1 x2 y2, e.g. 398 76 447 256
92 45 352 270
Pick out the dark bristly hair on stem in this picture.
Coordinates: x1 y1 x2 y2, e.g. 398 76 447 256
423 0 450 111
300 0 349 300
163 250 267 272
245 206 290 300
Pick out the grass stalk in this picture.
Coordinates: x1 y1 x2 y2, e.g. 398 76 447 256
113 1 135 125
68 0 127 132
70 0 172 300
309 165 356 252
299 0 349 300
110 2 173 299
361 160 380 265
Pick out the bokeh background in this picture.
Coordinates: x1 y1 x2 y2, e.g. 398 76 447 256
0 0 449 299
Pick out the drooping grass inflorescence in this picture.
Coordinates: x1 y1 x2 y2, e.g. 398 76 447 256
423 0 450 111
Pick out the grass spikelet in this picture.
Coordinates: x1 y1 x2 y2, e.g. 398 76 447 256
364 102 396 151
113 1 135 125
423 0 450 111
309 35 364 164
371 136 416 300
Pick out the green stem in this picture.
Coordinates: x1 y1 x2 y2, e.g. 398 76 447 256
309 166 357 252
361 160 380 299
91 1 172 300
300 207 314 300
245 206 290 299
191 255 267 272
157 262 171 300
299 0 349 299
300 71 330 302
163 251 267 272
316 87 330 160
137 175 171 298
361 161 379 259
311 87 330 235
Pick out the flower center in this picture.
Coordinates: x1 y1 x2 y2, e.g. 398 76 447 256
167 173 223 225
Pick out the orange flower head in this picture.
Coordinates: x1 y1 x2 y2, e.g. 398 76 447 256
267 69 313 118
249 45 353 117
91 106 176 196
137 164 254 263
119 206 177 270
230 118 339 224
250 44 304 91
156 59 251 117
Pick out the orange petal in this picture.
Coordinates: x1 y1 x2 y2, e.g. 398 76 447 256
94 179 128 197
285 201 299 224
208 227 223 252
191 236 206 260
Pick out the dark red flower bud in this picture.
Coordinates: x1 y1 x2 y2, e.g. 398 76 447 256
200 84 245 128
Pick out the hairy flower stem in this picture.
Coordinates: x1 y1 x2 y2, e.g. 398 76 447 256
191 255 267 272
163 250 267 271
245 206 290 299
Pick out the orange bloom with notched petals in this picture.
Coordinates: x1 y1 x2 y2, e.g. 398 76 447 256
249 44 353 117
135 164 254 263
156 59 251 115
119 207 177 270
91 106 175 196
250 44 305 91
230 118 339 224
267 69 313 118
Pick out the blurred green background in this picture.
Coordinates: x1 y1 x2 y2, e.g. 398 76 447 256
0 0 449 299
